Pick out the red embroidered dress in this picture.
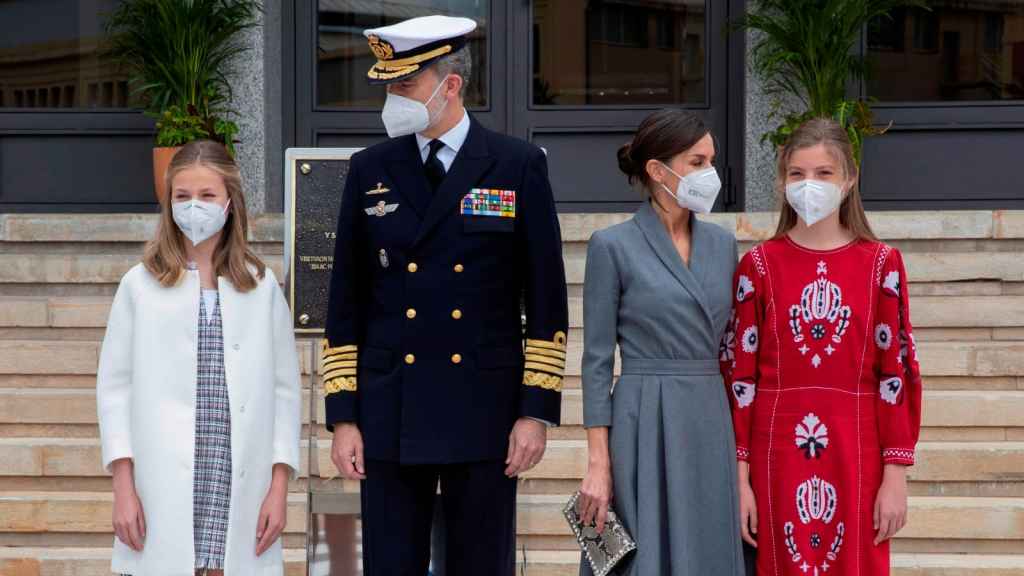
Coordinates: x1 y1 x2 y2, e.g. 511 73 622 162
722 237 922 576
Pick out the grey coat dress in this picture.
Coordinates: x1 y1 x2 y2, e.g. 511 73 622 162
581 201 744 575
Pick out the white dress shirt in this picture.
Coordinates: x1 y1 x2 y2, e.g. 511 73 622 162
416 108 470 171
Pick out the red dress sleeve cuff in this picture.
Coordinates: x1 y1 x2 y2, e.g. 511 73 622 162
736 446 751 461
882 447 915 466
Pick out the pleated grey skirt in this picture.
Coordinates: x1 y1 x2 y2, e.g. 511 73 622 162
581 358 744 576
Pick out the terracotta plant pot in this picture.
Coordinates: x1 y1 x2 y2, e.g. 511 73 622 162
153 146 182 203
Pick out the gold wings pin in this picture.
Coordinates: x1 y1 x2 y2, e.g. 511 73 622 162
366 182 390 195
365 200 399 217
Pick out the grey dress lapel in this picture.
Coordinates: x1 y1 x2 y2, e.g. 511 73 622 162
633 202 716 332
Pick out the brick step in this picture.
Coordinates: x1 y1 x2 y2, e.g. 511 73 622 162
5 438 1018 485
2 247 1024 286
307 389 1024 430
5 211 1020 244
0 492 307 535
306 440 1024 485
0 548 1021 576
4 337 1022 378
0 388 314 427
0 340 316 376
464 550 1024 576
514 495 1024 542
561 250 1024 285
0 546 306 576
3 492 1019 544
8 294 1024 330
0 438 314 480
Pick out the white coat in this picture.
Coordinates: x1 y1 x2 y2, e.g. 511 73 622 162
96 263 302 576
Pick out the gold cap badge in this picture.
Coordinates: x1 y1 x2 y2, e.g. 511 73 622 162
368 35 394 60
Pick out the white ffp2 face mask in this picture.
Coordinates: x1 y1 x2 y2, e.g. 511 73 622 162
172 199 230 246
659 164 722 214
380 75 449 138
785 179 843 227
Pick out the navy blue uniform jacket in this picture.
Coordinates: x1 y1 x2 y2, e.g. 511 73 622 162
323 116 569 464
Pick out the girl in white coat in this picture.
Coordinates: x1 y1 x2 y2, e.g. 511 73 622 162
96 140 302 576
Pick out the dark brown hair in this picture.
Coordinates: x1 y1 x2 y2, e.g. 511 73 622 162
773 117 878 242
618 108 711 193
143 140 266 291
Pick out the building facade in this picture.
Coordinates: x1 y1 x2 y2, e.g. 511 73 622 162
1 0 1022 212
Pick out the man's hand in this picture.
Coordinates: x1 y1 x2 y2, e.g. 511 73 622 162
330 423 366 480
504 418 547 477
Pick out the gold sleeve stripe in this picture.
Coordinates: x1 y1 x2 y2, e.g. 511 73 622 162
322 359 358 370
325 376 357 394
322 342 358 354
524 346 566 361
524 355 565 370
525 339 566 352
524 362 565 376
324 352 358 362
323 368 358 381
523 370 563 392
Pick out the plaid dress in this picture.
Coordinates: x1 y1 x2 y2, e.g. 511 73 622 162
193 290 232 569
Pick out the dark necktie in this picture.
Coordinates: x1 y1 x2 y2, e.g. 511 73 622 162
424 139 446 192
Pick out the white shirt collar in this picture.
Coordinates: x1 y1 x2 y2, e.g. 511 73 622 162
416 109 470 159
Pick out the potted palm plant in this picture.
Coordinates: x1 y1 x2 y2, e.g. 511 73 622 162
735 0 928 161
105 0 260 201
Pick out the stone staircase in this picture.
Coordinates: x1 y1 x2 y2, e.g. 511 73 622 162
1 211 1023 575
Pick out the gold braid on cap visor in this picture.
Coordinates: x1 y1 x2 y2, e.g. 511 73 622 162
367 44 453 80
523 331 567 392
322 341 357 394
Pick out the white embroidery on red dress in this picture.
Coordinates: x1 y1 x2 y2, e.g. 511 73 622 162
786 475 843 573
795 413 829 459
736 274 755 302
875 323 893 350
796 476 838 525
882 270 900 298
732 380 756 409
880 375 903 405
750 246 767 277
741 325 759 354
787 476 845 575
875 245 893 287
790 261 852 368
883 448 915 462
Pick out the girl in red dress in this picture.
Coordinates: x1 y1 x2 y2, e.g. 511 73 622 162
722 119 922 575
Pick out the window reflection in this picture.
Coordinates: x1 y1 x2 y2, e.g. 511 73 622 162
0 0 136 109
868 3 1024 101
317 0 488 108
532 0 707 106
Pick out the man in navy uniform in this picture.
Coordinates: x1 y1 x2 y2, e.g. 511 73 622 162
323 15 568 575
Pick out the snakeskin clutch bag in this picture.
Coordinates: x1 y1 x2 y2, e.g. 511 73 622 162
563 491 637 576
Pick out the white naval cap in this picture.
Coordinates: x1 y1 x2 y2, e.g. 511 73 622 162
363 15 477 84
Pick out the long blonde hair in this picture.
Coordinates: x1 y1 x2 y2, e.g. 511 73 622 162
143 140 266 291
773 118 878 242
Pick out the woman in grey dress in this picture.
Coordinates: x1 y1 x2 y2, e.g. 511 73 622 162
578 109 744 575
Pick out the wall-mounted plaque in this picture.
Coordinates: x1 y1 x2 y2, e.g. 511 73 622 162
284 148 362 334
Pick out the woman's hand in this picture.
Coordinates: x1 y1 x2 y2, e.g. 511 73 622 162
738 461 758 547
874 464 908 545
256 464 291 556
111 458 146 551
579 461 614 534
